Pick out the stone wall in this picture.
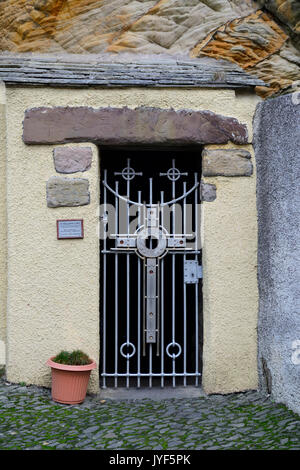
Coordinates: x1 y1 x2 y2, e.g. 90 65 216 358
0 1 299 98
253 92 300 415
0 83 7 366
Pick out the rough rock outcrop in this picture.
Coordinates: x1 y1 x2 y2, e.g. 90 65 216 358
0 0 299 97
258 0 300 42
191 10 287 68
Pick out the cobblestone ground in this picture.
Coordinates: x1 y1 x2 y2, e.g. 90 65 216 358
0 379 299 450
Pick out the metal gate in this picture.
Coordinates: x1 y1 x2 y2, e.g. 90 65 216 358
100 150 202 388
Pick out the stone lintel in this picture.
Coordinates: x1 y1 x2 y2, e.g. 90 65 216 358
23 106 248 146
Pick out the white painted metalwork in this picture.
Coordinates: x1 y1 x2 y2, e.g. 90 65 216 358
101 157 202 388
102 180 199 207
166 342 182 359
120 342 136 359
184 260 203 284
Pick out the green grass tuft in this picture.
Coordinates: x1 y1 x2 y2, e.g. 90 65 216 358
52 350 92 366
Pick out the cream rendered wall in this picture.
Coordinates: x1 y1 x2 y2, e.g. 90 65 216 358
5 138 100 392
5 86 260 393
201 143 259 394
0 82 7 366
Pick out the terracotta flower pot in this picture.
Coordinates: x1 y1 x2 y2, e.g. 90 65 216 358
46 357 96 405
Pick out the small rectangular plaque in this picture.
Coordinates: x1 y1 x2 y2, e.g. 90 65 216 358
57 219 84 239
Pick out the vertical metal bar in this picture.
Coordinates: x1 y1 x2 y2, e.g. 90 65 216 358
149 178 153 205
160 260 164 388
195 278 199 387
149 177 153 246
172 159 176 235
137 191 142 388
102 169 107 388
183 181 187 387
195 173 198 254
143 257 146 357
172 255 175 388
194 172 199 386
156 259 160 357
160 191 164 388
172 159 176 388
145 263 157 344
149 343 153 388
114 181 119 388
126 159 130 388
149 177 153 388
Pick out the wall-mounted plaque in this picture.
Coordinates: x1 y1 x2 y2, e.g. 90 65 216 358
57 219 84 239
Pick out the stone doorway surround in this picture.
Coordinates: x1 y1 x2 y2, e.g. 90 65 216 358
1 85 259 395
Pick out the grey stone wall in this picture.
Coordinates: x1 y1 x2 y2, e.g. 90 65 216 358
253 93 300 415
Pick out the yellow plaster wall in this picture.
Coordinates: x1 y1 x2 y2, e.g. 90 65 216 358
4 86 260 393
5 138 100 392
201 143 259 394
0 82 7 365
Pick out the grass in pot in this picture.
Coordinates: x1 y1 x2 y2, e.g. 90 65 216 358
46 350 96 404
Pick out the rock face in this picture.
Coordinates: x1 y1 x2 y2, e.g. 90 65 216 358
191 10 287 68
259 0 300 44
253 93 300 415
0 1 256 54
0 0 299 97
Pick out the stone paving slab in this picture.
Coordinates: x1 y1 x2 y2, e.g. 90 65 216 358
0 379 299 450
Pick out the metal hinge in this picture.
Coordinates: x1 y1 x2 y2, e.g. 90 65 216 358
184 260 202 284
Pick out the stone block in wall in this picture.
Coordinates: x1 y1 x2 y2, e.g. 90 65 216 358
53 147 92 174
200 182 216 202
202 148 253 177
46 176 90 208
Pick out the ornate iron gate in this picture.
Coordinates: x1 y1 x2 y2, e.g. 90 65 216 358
100 151 202 388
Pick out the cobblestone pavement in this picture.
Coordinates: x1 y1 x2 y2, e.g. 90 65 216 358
0 379 299 450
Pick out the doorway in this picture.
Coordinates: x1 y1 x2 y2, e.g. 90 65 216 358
100 147 203 388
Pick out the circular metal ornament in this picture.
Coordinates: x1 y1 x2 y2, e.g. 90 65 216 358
136 228 167 258
121 166 136 181
120 342 136 359
167 167 181 181
166 342 182 359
